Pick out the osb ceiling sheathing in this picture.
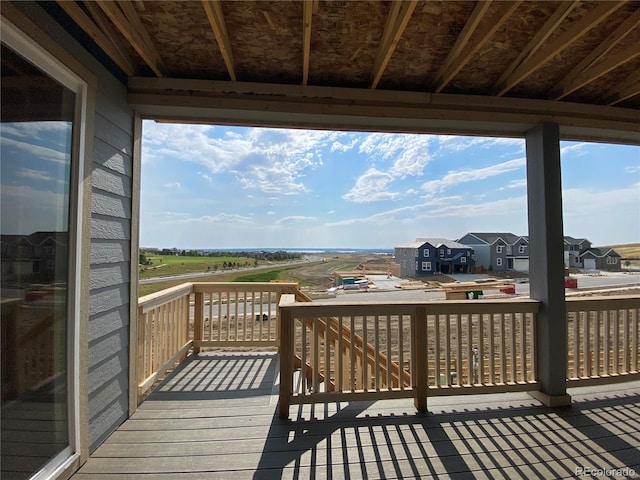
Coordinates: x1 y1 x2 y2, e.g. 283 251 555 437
48 0 640 108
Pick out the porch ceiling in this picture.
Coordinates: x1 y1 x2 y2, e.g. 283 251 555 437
49 1 640 142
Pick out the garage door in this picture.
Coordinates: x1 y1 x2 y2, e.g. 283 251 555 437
514 258 529 272
584 258 596 270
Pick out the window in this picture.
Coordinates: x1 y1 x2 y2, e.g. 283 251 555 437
424 249 429 257
461 257 466 263
1 22 88 479
447 249 451 255
423 262 432 271
607 257 617 264
507 245 512 254
439 249 444 257
519 245 526 254
497 258 503 267
496 245 504 253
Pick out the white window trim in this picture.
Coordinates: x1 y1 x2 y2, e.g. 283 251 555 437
2 17 88 476
496 245 504 253
461 256 466 263
424 249 429 257
424 262 432 271
519 245 526 253
497 258 503 267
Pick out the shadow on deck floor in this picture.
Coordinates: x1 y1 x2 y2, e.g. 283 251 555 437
73 351 640 479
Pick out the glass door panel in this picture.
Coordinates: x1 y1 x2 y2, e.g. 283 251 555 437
1 44 74 480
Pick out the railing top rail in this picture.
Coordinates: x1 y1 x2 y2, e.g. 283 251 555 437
565 294 640 311
139 282 194 312
192 282 300 293
279 298 540 316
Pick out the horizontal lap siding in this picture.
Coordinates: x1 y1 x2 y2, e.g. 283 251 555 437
89 111 133 451
19 1 136 457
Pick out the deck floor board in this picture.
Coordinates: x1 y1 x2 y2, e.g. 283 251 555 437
73 352 640 479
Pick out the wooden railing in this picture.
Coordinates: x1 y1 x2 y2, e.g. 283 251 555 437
136 285 639 413
136 282 302 402
566 295 640 385
278 297 540 418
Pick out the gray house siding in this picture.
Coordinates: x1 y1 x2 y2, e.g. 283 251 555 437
20 3 134 453
88 112 133 451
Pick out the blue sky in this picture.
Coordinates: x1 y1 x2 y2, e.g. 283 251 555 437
140 121 639 250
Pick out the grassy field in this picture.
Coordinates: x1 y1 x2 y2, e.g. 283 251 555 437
137 254 371 297
140 254 259 279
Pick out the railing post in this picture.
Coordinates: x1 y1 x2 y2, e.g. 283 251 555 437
135 304 145 406
278 295 295 419
194 291 204 354
413 306 428 412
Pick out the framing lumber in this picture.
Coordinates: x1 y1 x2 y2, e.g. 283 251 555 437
605 78 640 106
495 1 578 93
302 0 312 85
202 0 236 81
553 9 640 100
496 1 625 96
370 0 418 89
95 0 164 77
56 0 135 75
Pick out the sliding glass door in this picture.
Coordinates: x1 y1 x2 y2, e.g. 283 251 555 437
1 23 84 479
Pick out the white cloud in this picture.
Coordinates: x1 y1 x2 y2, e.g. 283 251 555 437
500 179 527 190
163 182 181 188
331 136 359 152
422 157 525 196
16 168 55 182
143 122 337 195
1 136 69 165
342 168 398 203
275 216 316 225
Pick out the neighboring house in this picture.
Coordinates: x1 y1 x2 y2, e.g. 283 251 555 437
394 238 475 277
563 237 591 268
579 248 622 271
457 232 529 272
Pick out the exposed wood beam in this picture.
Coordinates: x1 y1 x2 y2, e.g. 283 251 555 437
302 0 313 85
495 1 578 93
56 0 135 75
95 0 164 77
202 0 236 81
370 0 418 89
127 77 640 145
496 1 625 96
556 43 640 101
553 9 640 100
604 76 640 106
433 1 521 93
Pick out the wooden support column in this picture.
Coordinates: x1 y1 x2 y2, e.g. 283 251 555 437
525 122 571 407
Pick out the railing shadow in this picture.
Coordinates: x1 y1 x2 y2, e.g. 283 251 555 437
144 352 279 401
252 391 640 479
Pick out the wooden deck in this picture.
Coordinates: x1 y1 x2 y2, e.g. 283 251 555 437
73 352 640 479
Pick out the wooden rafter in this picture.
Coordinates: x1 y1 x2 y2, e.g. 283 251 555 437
302 0 313 85
433 1 521 93
370 0 418 89
95 0 164 77
556 43 640 101
84 1 138 75
603 70 640 106
553 9 640 100
202 0 236 81
56 1 135 75
494 1 578 93
496 1 625 96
